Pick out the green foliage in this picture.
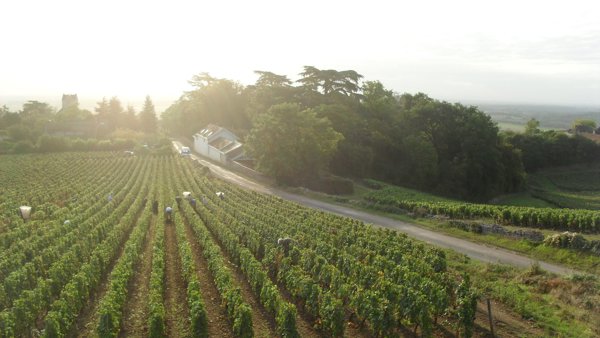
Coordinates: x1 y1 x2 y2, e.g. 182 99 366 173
246 103 343 185
365 185 600 233
525 118 541 135
139 96 158 134
162 73 249 137
455 275 478 338
11 140 35 153
504 130 600 172
7 124 32 142
37 135 70 152
297 66 363 97
572 119 597 133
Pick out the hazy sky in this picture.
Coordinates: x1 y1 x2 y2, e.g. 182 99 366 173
1 0 599 111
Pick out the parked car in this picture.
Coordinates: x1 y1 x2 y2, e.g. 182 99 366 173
180 146 191 156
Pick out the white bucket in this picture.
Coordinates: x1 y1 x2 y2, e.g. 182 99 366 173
19 206 32 220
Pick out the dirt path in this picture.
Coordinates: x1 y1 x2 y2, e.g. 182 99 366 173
178 215 234 338
119 215 156 338
172 141 579 276
164 220 192 338
472 300 545 338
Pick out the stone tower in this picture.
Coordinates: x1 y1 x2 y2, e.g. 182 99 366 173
61 94 79 111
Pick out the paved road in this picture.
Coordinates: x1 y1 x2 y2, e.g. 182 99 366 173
174 141 580 276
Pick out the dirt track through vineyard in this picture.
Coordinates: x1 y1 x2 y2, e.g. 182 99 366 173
179 214 235 337
164 220 192 337
119 215 157 338
182 209 278 337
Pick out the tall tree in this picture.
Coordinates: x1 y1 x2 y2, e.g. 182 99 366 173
246 71 298 119
297 66 363 97
21 101 54 119
246 103 343 185
162 73 248 137
139 96 158 133
525 118 541 135
95 97 110 118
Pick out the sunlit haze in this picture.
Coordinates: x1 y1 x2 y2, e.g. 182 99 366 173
1 0 599 111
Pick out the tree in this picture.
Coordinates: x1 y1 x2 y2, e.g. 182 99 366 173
572 119 596 134
254 70 292 88
524 118 541 135
0 106 20 129
246 103 343 185
122 105 139 130
95 97 110 117
21 101 54 119
297 66 363 97
397 96 506 200
162 73 249 137
108 97 124 116
139 96 158 133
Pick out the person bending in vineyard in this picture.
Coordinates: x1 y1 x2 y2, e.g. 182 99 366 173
165 206 173 223
277 237 293 255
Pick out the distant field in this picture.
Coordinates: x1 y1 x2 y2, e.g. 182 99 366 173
495 121 525 132
476 102 600 130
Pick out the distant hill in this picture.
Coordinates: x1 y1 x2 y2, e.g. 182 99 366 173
461 102 600 130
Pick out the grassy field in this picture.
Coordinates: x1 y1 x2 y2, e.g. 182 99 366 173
496 163 600 210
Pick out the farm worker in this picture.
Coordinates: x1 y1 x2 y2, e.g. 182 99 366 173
201 196 207 205
108 193 113 202
190 198 196 207
277 237 293 255
175 196 182 206
152 200 158 214
165 206 173 222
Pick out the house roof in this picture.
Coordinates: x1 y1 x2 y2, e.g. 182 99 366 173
209 137 233 151
197 124 223 139
222 141 243 154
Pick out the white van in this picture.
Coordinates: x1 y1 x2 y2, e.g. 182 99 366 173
180 146 191 156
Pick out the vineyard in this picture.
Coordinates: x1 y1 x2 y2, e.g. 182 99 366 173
0 152 479 337
365 186 600 234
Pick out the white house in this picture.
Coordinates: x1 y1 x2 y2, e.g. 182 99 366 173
192 124 245 164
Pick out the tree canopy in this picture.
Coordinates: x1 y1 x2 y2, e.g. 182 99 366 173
245 103 343 185
159 66 600 201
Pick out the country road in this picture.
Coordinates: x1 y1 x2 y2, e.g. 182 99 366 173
173 141 580 276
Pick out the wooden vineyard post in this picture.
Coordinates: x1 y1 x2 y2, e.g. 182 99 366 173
487 298 495 337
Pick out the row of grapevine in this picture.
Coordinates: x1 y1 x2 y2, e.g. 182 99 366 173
0 155 128 252
204 180 444 336
366 188 600 233
174 156 476 337
172 159 301 337
0 158 141 310
0 156 151 336
165 160 254 337
148 201 166 338
96 202 153 337
172 213 209 337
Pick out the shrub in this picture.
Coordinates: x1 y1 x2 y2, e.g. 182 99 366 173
305 176 354 195
12 141 35 153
